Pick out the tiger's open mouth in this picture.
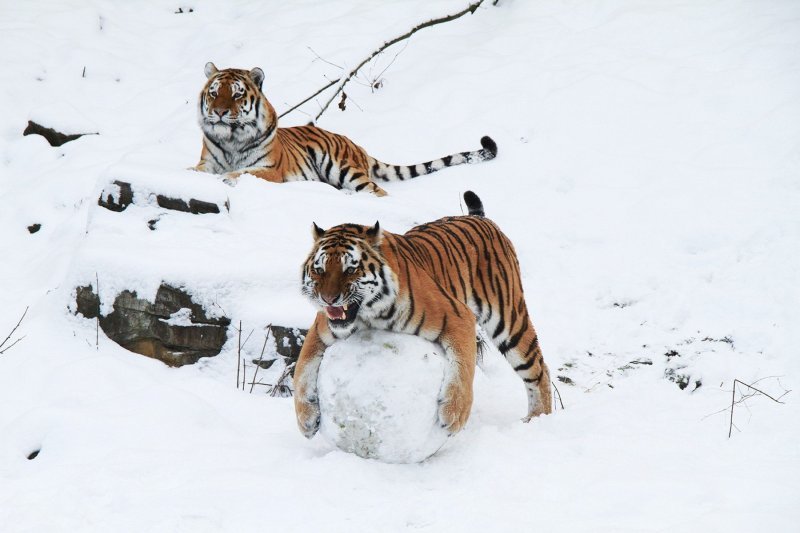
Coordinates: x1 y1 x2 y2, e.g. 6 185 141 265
324 302 360 326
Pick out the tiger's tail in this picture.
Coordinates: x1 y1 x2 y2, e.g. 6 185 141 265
369 136 497 183
463 190 485 217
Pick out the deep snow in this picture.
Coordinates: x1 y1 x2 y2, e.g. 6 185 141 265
1 0 799 531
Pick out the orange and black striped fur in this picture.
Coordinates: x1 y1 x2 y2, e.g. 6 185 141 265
194 63 498 196
294 191 552 438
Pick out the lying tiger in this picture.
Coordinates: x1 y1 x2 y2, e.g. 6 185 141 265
294 191 552 438
194 63 497 196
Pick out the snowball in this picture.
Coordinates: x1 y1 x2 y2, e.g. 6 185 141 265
317 329 451 463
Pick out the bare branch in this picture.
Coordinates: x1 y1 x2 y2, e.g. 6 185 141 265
726 378 790 438
552 383 565 410
236 320 242 389
279 0 492 122
734 378 789 404
307 46 344 70
250 325 273 394
0 336 25 355
0 307 28 355
278 78 340 119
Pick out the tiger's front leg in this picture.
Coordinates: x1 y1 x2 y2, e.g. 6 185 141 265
292 316 330 439
332 163 388 197
224 167 285 185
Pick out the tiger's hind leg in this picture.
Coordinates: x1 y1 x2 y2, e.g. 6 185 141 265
485 314 552 420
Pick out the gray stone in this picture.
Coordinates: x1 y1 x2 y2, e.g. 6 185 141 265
75 283 230 367
98 181 134 212
96 180 226 216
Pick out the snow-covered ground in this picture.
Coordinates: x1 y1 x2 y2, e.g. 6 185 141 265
1 0 799 531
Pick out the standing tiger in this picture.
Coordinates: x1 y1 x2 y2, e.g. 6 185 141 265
294 191 552 438
194 63 498 196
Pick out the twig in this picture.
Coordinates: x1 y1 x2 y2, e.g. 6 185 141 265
726 378 790 438
278 78 340 119
552 382 565 410
361 38 411 93
250 325 273 393
269 362 295 398
280 0 492 122
307 46 344 70
95 272 99 350
240 328 255 351
0 306 28 355
0 336 25 355
236 320 242 389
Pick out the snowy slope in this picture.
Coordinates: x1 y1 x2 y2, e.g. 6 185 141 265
1 0 799 531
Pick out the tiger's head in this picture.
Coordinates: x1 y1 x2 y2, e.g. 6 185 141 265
198 62 277 143
301 222 397 335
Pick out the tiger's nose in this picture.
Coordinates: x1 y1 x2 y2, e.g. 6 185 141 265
320 293 338 305
212 108 228 118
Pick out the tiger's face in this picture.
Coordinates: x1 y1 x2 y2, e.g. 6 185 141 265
198 62 274 142
301 223 397 335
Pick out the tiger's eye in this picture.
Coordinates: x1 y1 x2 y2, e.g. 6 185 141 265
345 266 356 275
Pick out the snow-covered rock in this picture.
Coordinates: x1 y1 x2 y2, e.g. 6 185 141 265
318 330 451 463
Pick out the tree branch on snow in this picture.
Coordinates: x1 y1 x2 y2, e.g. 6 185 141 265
278 0 494 122
552 382 565 410
703 376 791 437
727 378 790 438
249 325 273 394
269 362 295 398
0 307 28 355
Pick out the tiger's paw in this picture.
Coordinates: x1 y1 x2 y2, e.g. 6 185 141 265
294 395 321 439
437 382 472 436
222 171 242 186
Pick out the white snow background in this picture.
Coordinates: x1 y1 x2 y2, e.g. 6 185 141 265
1 0 799 531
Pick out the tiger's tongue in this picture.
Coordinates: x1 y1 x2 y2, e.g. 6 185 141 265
325 306 346 320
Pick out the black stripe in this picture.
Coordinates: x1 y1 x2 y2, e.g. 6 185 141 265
515 358 536 372
413 311 425 336
338 166 350 187
499 325 527 354
434 314 448 344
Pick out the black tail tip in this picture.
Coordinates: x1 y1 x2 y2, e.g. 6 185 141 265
480 136 498 159
464 190 485 217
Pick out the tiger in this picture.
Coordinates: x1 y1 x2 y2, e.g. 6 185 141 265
194 62 498 196
293 190 552 438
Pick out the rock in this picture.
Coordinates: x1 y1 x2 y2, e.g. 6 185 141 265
251 325 306 379
156 195 220 214
27 224 41 234
96 180 226 215
23 120 97 147
98 181 134 212
269 325 306 364
317 329 451 463
75 283 230 366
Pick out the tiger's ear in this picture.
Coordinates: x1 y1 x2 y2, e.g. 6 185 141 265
249 67 265 90
312 222 326 241
365 221 382 246
204 62 219 79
